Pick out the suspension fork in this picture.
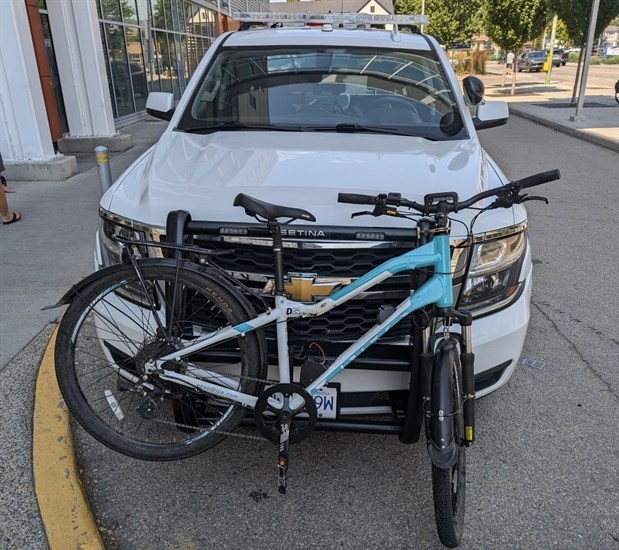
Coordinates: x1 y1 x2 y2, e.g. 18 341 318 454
458 312 475 445
438 308 476 447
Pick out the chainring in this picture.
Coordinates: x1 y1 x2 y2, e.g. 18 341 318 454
254 383 317 444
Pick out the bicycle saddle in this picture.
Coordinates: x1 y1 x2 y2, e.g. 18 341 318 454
233 193 316 222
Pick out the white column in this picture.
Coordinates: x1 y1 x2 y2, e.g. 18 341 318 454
0 0 57 162
46 0 116 137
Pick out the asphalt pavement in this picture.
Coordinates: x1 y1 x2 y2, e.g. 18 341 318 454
0 70 617 549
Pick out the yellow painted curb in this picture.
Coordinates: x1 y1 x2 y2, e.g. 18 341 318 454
33 326 105 550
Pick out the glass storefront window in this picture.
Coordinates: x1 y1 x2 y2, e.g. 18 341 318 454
125 28 148 111
166 0 177 31
101 0 121 21
104 24 134 117
99 0 220 119
121 0 138 25
136 0 150 24
151 0 167 30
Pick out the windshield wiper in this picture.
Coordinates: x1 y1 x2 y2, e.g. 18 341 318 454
330 123 438 140
183 122 298 134
335 123 406 135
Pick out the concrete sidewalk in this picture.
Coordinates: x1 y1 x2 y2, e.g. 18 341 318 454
471 69 619 152
0 119 168 368
0 75 617 547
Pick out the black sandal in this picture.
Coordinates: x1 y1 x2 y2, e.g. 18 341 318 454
2 212 22 225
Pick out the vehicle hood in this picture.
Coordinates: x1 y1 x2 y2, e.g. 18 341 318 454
104 130 514 234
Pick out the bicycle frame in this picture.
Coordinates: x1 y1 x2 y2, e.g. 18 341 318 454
153 233 454 409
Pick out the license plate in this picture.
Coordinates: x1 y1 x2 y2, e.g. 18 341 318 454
314 386 337 419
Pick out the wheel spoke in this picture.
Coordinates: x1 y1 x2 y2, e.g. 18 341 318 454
55 263 264 460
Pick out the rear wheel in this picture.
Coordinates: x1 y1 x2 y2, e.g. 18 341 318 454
55 263 264 460
431 353 466 548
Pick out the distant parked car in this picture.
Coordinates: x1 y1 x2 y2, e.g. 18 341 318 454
546 50 562 67
551 48 568 66
517 50 546 72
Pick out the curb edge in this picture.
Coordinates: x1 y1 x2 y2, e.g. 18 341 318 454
32 325 104 549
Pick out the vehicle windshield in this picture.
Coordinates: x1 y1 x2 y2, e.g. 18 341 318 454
529 51 546 58
178 46 467 140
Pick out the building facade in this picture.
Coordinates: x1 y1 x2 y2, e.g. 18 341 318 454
0 0 267 179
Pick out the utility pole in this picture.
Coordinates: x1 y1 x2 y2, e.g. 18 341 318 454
571 0 600 121
544 15 558 85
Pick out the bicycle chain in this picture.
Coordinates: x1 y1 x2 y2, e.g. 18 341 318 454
150 414 270 442
149 363 301 443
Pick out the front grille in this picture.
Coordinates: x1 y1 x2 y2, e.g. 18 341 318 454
193 236 415 343
209 240 412 278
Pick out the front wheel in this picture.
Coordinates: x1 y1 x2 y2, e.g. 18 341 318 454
55 262 264 461
429 345 466 547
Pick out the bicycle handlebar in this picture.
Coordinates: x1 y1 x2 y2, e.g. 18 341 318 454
336 193 378 206
337 169 560 215
510 169 561 190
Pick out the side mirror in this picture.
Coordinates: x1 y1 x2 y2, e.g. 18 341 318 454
146 92 175 121
473 101 509 130
463 76 485 106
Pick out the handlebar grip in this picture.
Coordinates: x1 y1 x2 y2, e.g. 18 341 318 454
513 169 561 190
337 193 377 205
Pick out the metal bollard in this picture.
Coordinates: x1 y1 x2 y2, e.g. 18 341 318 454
95 146 113 195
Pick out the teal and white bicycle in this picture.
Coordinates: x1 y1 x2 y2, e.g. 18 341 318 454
52 169 559 547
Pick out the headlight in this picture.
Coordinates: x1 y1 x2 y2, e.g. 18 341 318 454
458 231 527 315
99 211 162 268
98 212 164 306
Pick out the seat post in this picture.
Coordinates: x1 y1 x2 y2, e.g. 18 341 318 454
267 221 286 294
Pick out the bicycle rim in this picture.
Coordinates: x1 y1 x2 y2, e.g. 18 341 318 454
55 264 263 460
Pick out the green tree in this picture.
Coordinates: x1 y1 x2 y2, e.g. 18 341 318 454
482 0 548 52
394 0 482 47
554 19 571 46
549 0 619 46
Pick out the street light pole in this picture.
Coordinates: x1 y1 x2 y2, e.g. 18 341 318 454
544 15 558 85
571 0 600 121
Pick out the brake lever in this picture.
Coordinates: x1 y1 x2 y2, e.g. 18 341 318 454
351 210 375 218
517 195 549 204
351 206 396 218
490 193 549 209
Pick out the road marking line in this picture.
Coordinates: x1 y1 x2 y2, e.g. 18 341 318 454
32 326 104 549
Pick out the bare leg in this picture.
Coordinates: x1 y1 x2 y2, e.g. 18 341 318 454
1 175 15 192
0 184 21 223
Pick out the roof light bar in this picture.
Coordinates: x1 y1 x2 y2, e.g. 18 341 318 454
233 12 429 26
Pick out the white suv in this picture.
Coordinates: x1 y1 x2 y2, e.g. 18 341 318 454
97 14 529 417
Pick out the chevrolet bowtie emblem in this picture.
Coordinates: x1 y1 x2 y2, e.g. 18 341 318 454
263 273 352 302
